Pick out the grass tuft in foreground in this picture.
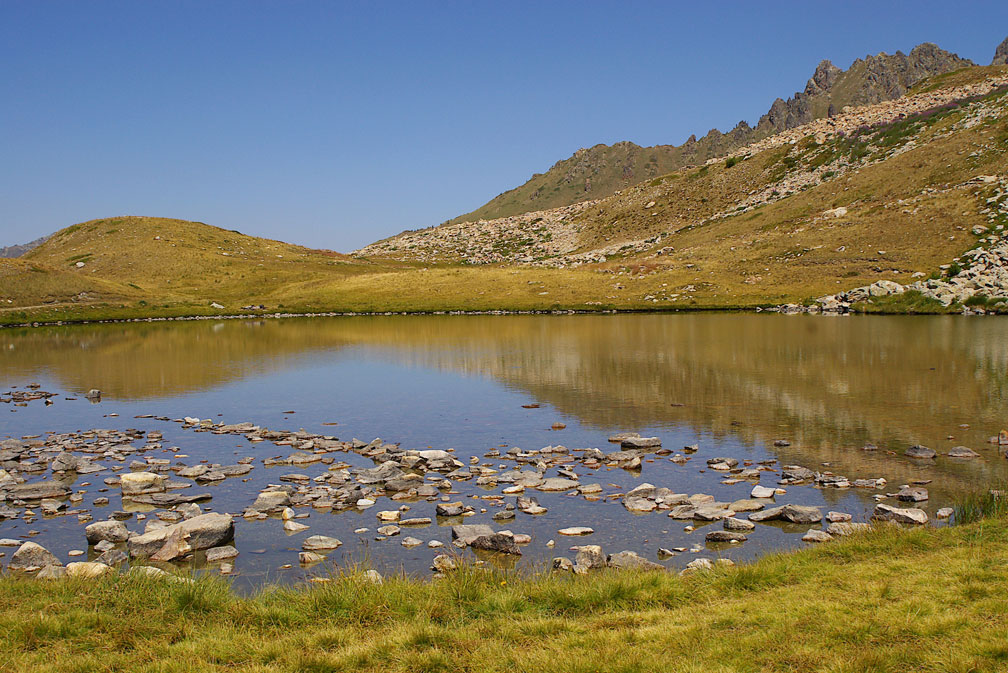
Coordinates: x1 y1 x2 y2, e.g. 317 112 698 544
2 510 1008 672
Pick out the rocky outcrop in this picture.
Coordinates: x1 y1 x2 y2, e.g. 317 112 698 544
993 36 1008 66
810 175 1008 313
0 235 49 259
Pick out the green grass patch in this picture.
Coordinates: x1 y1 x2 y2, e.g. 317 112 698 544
862 289 951 314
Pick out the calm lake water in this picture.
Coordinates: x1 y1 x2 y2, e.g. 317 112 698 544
2 313 1007 586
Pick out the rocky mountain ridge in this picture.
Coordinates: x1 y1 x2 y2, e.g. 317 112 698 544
356 71 1008 269
0 235 49 258
446 41 982 225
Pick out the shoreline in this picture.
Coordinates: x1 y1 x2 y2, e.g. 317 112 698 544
0 301 984 330
1 503 1006 672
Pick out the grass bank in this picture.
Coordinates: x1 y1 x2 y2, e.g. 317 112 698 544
2 499 1007 672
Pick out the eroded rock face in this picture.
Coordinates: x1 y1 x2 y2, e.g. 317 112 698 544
993 36 1008 66
127 513 234 558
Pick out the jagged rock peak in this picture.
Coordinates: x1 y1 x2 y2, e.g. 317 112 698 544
994 36 1008 66
806 60 841 95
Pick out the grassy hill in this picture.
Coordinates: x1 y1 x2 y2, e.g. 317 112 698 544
448 42 975 225
3 216 390 321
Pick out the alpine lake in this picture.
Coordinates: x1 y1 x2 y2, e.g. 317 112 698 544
2 313 1007 588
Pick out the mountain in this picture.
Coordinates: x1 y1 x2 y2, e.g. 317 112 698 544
449 42 974 225
0 235 49 258
355 61 1008 313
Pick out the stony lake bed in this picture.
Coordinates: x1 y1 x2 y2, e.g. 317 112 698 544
1 313 1007 587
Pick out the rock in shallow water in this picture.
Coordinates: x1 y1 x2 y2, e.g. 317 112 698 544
897 486 929 502
607 550 663 570
904 445 936 460
558 526 594 536
302 535 342 551
873 504 928 525
9 541 61 572
705 530 747 543
85 520 130 544
470 533 521 555
127 513 234 559
120 472 166 496
802 529 833 543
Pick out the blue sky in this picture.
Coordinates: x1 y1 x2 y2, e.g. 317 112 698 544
2 1 1007 251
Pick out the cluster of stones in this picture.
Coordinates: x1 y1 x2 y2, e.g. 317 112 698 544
1 384 57 407
352 201 598 265
3 397 1000 580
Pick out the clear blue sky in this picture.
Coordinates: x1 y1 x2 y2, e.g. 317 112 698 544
2 1 1006 251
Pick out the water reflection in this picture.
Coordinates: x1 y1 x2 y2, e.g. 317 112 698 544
3 313 1007 501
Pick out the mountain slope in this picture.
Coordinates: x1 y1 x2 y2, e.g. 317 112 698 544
449 42 975 225
352 65 1008 312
